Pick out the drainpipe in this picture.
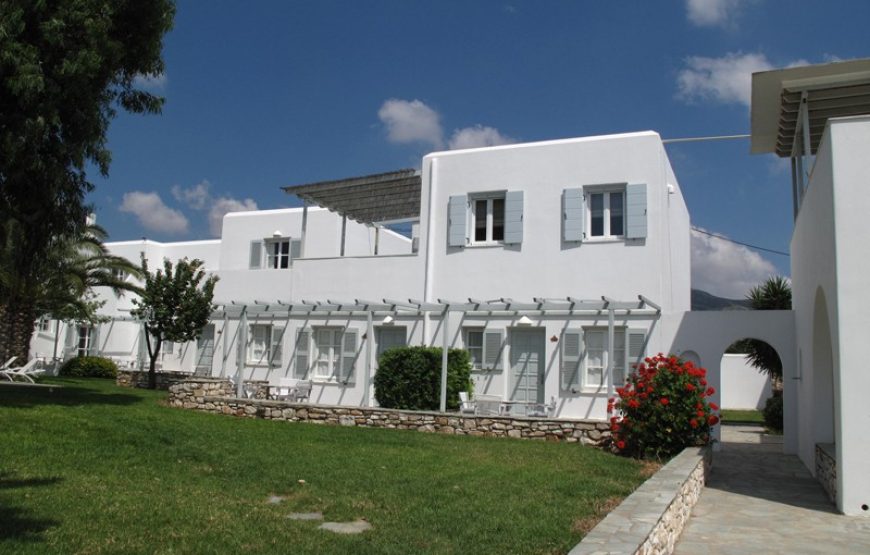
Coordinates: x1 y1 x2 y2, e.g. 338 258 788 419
364 309 373 407
236 306 248 398
439 305 449 413
422 157 437 345
607 308 615 400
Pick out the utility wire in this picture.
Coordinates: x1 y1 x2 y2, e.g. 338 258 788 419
691 226 789 257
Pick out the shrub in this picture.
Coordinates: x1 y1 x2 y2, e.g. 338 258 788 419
763 394 783 432
60 356 119 379
374 346 472 411
609 353 719 459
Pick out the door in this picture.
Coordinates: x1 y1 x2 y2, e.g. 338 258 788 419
195 324 215 376
376 327 407 361
510 328 545 404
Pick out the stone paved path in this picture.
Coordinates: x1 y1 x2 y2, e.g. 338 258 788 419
674 425 870 554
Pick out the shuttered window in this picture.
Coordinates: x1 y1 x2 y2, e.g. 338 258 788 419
482 329 504 371
562 188 584 242
249 240 263 269
341 329 359 384
270 326 284 367
448 194 468 247
294 328 311 379
625 183 648 239
503 191 523 244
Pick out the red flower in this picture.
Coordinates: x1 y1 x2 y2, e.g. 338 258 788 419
707 415 720 426
699 378 707 386
696 410 705 418
628 398 640 409
705 387 715 397
709 402 719 411
689 418 699 428
610 416 619 424
616 440 626 450
611 423 620 432
660 397 669 406
695 402 703 410
685 383 695 392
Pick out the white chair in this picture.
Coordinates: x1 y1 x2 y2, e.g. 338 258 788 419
459 391 476 415
290 380 312 403
473 394 503 416
1 356 18 370
1 359 42 383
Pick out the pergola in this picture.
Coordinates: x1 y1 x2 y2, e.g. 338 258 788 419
211 295 662 411
282 169 422 256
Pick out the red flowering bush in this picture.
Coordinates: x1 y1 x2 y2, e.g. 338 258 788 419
608 353 719 459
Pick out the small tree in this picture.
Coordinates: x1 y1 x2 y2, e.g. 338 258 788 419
130 257 218 389
732 276 791 381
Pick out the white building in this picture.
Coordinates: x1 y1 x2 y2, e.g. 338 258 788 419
30 58 870 516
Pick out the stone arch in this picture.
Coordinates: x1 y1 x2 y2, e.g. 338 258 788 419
812 287 836 444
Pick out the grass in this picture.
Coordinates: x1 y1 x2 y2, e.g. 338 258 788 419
0 378 649 555
720 409 764 424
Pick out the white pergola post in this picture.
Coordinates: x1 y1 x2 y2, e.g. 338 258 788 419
236 306 248 398
607 307 615 400
340 215 347 257
364 309 374 407
439 306 450 413
220 313 229 378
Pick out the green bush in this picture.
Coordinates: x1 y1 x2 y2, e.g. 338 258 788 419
374 346 472 411
763 394 783 432
611 353 719 459
60 356 119 379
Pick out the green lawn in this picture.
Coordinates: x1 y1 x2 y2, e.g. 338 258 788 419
720 409 764 424
0 379 648 555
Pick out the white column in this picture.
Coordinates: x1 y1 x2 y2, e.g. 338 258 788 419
439 307 450 413
220 313 229 378
236 307 248 398
364 309 374 407
607 308 615 400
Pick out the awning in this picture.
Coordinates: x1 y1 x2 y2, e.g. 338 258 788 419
282 169 421 224
750 58 870 157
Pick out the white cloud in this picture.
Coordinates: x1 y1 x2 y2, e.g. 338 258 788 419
378 99 444 149
208 197 257 237
119 191 188 235
172 180 211 210
686 0 745 27
447 125 516 150
677 52 772 107
691 227 778 298
133 72 168 91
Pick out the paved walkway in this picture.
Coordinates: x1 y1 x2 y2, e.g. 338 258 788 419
674 425 870 554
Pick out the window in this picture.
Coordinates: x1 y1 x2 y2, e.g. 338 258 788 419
111 268 128 281
162 341 175 360
587 188 625 239
247 324 283 366
266 239 290 269
471 194 505 244
465 329 484 369
376 327 407 359
313 328 343 380
77 326 92 357
583 329 627 389
36 318 52 333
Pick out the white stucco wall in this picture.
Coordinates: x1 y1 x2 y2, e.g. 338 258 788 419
791 115 870 515
419 132 691 312
719 353 772 410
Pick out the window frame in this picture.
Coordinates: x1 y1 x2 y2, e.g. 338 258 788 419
36 318 53 334
585 185 626 241
312 327 344 381
76 325 92 358
264 238 291 269
582 327 627 391
464 328 484 370
247 324 272 366
469 192 506 246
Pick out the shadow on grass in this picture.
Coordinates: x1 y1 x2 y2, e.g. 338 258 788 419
0 381 143 409
0 472 63 542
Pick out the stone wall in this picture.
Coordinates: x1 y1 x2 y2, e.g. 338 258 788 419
815 443 837 504
117 369 194 390
569 445 712 555
167 378 612 445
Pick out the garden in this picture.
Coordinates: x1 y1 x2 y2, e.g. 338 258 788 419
0 378 651 555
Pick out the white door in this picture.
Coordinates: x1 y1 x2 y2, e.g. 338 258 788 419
195 324 215 375
510 329 545 404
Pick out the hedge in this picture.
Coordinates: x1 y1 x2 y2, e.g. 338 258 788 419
374 346 472 411
59 356 119 379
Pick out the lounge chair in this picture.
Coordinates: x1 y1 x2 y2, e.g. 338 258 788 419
1 359 42 383
473 394 503 416
458 391 476 415
290 380 312 402
1 356 17 370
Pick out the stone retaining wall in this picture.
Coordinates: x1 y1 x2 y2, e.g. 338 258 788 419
117 370 194 390
815 443 837 504
569 445 712 555
167 378 612 445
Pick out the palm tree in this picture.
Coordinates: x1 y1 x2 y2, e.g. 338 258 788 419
741 276 792 381
0 220 142 362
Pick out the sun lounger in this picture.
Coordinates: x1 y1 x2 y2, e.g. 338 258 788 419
1 359 42 383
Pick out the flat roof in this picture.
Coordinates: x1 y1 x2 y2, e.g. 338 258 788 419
283 169 421 224
750 58 870 156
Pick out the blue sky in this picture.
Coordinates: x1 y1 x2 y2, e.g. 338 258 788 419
90 0 870 298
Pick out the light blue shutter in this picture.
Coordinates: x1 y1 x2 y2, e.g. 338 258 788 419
561 330 583 391
482 329 504 371
625 183 647 239
562 188 584 242
270 326 284 367
448 195 468 247
290 238 302 262
294 328 310 378
341 329 359 384
503 191 524 244
249 240 263 269
627 329 647 375
88 325 101 356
